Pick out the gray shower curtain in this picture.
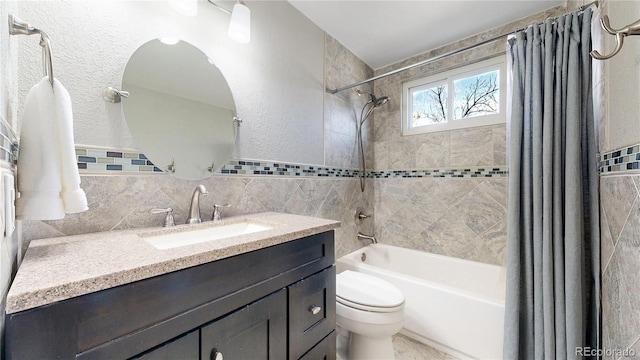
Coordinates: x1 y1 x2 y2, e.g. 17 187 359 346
504 8 600 360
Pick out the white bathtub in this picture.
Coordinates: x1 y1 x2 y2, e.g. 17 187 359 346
336 244 506 360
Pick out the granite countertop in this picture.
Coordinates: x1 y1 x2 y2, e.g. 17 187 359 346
6 212 340 314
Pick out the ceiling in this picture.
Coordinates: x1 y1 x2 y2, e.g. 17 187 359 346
288 0 566 70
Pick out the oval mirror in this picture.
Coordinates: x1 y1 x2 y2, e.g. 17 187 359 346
122 38 237 180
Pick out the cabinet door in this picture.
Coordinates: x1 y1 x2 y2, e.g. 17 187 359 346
299 332 336 360
288 267 336 360
201 289 287 360
131 330 199 360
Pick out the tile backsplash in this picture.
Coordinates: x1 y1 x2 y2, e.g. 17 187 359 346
22 175 374 260
76 147 161 173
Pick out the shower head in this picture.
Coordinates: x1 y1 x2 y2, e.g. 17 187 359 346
374 96 389 107
361 96 389 126
356 89 389 108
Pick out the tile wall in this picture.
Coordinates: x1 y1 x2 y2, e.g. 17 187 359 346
600 170 640 359
324 34 375 171
374 177 508 265
23 174 373 259
370 7 565 266
596 0 640 356
21 34 376 260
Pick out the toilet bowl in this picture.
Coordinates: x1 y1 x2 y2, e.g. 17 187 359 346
336 270 405 360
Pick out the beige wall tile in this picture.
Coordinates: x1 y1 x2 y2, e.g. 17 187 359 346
601 174 640 354
451 188 506 236
415 132 451 169
450 127 494 167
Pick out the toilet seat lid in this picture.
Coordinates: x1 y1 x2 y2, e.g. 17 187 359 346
336 270 404 309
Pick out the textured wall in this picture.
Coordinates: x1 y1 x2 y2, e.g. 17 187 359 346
598 0 640 357
370 8 564 266
21 32 375 259
14 1 325 165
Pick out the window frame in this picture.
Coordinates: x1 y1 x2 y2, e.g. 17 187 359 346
401 56 507 136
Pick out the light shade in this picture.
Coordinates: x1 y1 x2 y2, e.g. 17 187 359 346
228 2 251 44
168 0 197 17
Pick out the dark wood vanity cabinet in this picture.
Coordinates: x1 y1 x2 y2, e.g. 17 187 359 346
4 231 336 360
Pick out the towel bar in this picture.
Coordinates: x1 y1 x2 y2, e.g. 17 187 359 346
8 14 54 87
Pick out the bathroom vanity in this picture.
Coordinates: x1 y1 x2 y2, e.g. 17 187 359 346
4 213 339 360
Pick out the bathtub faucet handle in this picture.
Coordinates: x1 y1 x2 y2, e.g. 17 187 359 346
354 207 371 225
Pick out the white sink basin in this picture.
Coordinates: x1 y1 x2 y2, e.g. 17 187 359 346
141 221 273 250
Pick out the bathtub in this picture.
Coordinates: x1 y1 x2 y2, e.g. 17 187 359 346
336 244 506 360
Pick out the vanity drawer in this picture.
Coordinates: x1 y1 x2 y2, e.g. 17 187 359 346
288 266 336 360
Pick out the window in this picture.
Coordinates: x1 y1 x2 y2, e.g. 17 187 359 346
402 56 506 135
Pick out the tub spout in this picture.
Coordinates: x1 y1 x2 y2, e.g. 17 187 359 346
357 232 377 244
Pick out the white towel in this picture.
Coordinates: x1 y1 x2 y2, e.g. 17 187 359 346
16 77 88 220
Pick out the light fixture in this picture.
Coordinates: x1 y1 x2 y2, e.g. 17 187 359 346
227 1 251 44
168 0 197 17
207 0 251 44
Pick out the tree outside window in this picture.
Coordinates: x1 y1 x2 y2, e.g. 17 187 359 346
453 71 499 120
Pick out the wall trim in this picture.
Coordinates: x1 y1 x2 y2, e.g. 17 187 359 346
0 115 18 165
74 145 509 179
600 143 640 174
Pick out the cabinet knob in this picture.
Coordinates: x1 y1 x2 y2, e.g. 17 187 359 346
309 305 322 315
211 350 223 360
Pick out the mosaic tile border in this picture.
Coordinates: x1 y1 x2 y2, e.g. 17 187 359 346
600 143 640 173
76 148 163 173
370 168 508 178
74 145 509 178
0 117 18 164
220 159 363 177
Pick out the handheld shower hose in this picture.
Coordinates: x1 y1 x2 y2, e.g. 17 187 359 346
356 90 389 192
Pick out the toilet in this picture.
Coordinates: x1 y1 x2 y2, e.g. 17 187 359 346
336 270 405 360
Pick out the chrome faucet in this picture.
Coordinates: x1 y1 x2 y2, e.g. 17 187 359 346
186 185 209 224
357 232 377 244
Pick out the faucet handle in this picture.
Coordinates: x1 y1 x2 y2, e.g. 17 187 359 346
151 208 175 227
212 203 231 221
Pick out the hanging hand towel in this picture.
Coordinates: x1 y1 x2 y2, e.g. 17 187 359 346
16 77 88 220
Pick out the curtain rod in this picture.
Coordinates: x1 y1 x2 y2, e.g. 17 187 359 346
329 0 598 94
